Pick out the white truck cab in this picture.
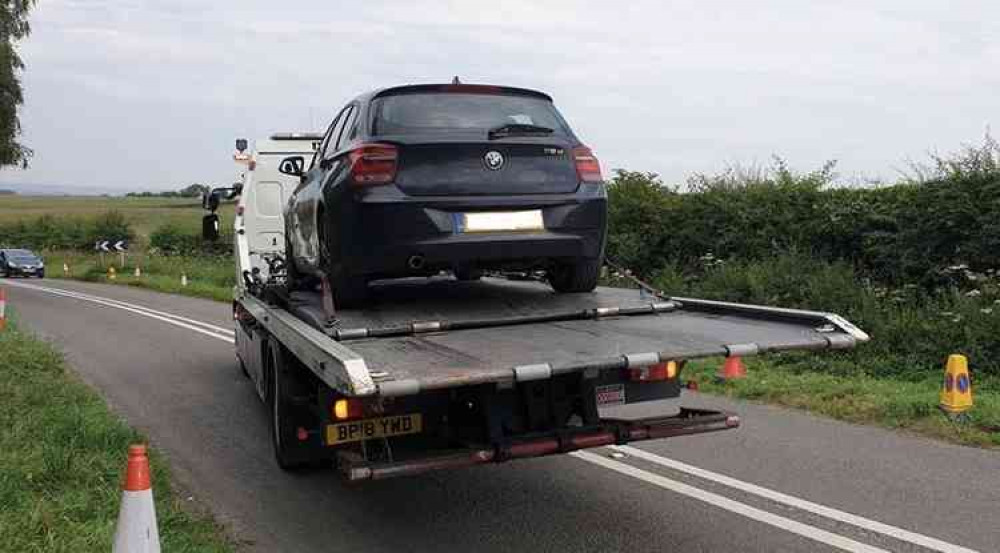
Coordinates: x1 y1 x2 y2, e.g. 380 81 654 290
234 133 321 280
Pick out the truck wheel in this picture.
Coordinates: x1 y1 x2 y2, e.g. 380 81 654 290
548 257 601 293
266 338 314 470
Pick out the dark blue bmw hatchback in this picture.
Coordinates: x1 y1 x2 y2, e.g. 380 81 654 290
281 83 607 306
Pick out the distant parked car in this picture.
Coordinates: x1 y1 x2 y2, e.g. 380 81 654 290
0 248 45 278
279 83 608 305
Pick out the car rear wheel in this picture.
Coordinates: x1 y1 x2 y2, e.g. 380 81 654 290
548 257 601 293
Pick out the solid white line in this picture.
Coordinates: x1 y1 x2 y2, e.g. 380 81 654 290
612 445 979 553
6 280 234 344
7 280 234 335
572 451 890 553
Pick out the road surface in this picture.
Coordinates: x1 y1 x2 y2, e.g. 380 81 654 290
5 278 998 552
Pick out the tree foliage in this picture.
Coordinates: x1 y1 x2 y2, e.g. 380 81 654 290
1 0 36 168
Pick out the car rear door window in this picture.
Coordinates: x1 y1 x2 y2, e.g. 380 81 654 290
322 106 352 160
333 105 357 151
373 93 569 135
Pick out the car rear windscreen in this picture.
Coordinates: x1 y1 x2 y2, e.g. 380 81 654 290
373 93 570 135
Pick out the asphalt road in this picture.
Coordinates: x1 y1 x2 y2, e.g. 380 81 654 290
5 278 998 552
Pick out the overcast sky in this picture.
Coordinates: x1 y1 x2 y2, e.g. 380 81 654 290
1 0 997 192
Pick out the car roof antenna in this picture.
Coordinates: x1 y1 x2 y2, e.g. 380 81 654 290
452 76 461 85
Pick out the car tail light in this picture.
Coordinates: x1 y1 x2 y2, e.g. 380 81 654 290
333 398 365 420
630 361 678 382
573 146 603 183
349 143 398 187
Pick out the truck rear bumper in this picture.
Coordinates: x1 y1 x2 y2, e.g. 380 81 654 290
337 408 739 481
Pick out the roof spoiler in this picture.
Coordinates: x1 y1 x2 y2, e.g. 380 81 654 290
373 84 553 102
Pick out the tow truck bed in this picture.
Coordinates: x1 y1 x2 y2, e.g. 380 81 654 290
266 277 866 397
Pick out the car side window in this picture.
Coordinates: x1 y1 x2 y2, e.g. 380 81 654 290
322 106 352 161
310 113 342 170
334 105 358 151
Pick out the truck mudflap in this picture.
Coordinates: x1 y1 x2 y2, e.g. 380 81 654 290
336 408 739 481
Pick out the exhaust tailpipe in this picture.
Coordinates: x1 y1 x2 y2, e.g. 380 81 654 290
407 255 426 270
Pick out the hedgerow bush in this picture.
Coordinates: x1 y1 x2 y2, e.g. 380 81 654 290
607 136 1000 286
149 222 231 256
0 210 134 250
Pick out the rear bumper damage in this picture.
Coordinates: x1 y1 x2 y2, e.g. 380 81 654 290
337 408 739 481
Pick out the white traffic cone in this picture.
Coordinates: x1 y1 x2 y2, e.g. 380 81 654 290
134 266 142 278
112 445 160 553
181 273 188 287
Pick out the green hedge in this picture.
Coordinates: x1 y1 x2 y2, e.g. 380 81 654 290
0 210 133 251
607 138 1000 286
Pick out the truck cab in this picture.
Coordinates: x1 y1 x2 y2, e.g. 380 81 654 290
234 133 322 280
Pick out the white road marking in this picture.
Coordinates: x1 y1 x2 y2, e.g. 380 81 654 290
573 451 890 553
612 445 979 553
5 280 234 344
8 280 234 335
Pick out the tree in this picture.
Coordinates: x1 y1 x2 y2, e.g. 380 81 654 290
179 183 210 197
1 0 36 168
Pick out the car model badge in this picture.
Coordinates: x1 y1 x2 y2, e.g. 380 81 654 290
484 150 505 170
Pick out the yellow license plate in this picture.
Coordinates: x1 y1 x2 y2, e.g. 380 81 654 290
326 414 423 445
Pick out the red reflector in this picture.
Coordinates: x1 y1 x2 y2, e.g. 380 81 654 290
296 427 309 441
349 143 398 187
573 146 603 183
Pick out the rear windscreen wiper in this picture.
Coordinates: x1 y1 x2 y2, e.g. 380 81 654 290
488 123 554 140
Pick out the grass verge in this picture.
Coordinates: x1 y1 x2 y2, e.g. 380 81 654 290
0 318 234 552
43 250 233 303
684 358 1000 448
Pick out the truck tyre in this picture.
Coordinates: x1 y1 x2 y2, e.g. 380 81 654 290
266 338 314 470
548 257 601 293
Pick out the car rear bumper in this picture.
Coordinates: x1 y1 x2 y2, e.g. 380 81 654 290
334 187 607 277
4 266 43 277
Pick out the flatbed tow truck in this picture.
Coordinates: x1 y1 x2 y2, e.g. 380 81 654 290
212 134 870 481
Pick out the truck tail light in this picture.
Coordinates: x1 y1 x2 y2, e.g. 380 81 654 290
349 143 398 187
573 145 603 183
630 361 678 382
333 399 365 420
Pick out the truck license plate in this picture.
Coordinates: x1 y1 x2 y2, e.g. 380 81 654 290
326 414 423 445
461 210 544 233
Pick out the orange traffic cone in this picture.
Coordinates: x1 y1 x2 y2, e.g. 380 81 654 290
0 286 7 332
112 445 160 553
716 356 747 381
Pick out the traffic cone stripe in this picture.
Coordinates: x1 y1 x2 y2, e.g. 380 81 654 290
123 444 152 491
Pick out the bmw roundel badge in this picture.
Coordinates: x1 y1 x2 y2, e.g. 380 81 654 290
484 150 505 170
